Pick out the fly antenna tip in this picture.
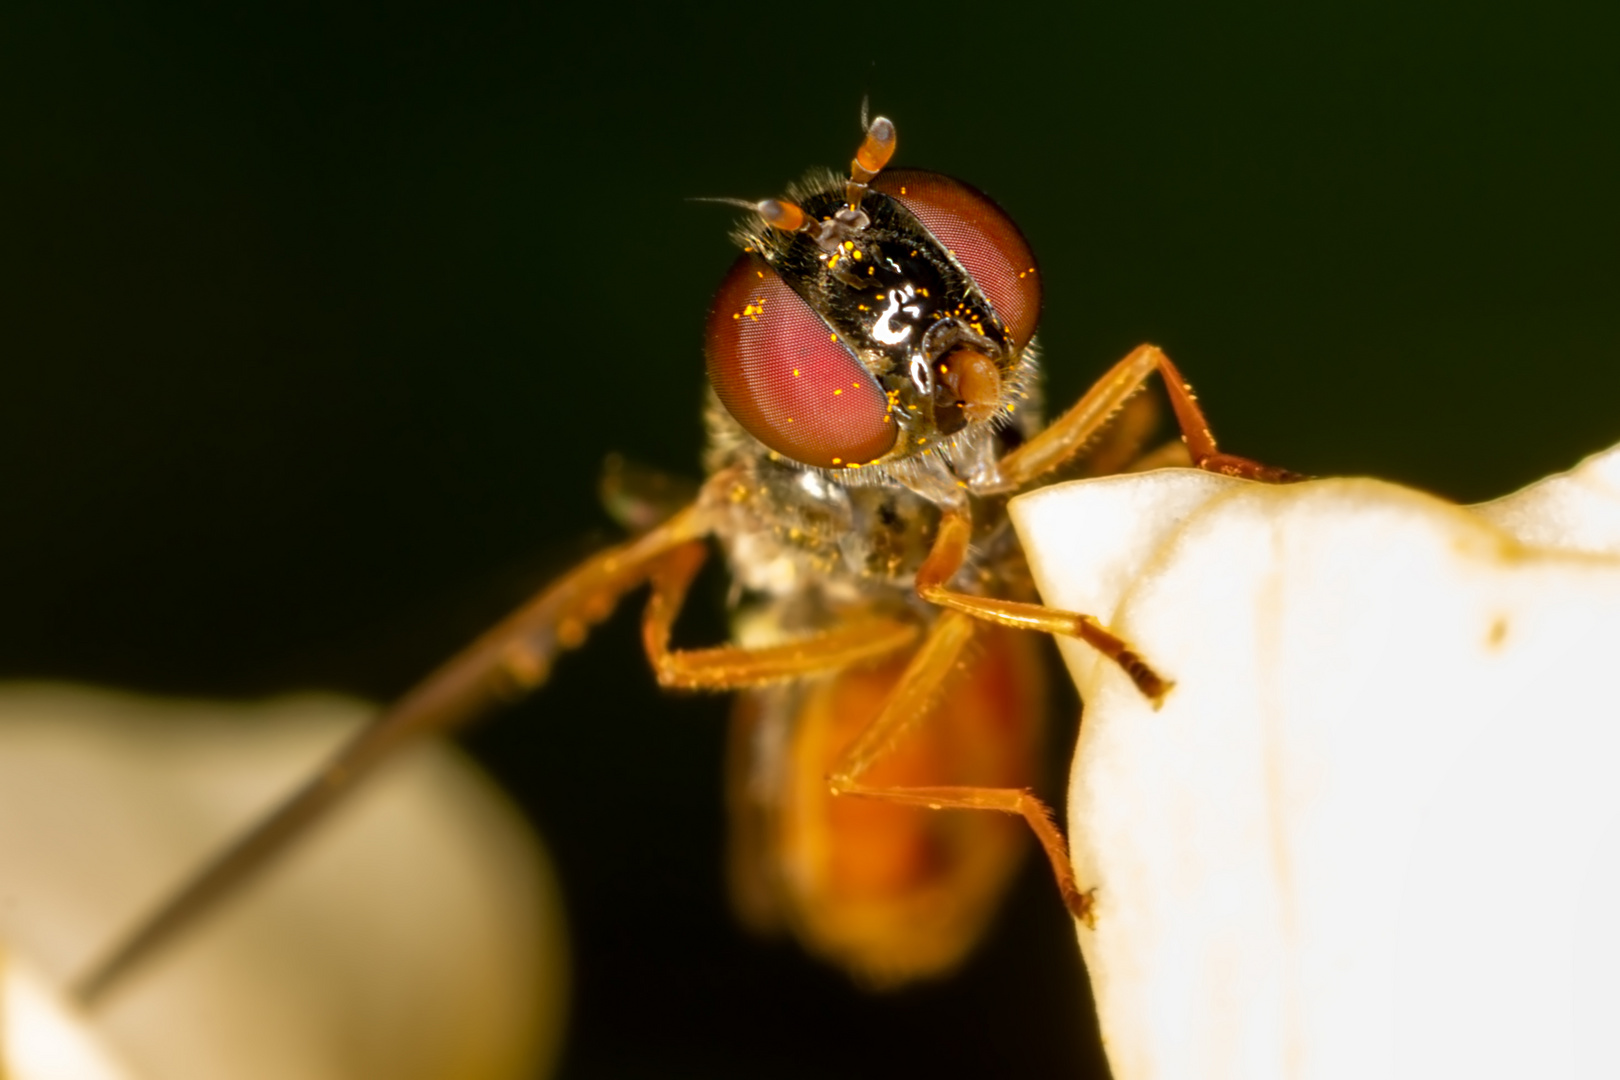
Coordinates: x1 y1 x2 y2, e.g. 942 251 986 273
686 196 765 212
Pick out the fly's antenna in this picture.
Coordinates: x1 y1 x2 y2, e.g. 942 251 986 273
686 196 766 212
846 114 896 212
688 196 810 234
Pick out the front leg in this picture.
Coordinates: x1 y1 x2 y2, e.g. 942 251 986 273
993 343 1303 491
76 488 727 1005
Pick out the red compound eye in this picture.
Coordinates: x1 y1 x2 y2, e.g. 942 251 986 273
874 169 1041 348
706 254 897 469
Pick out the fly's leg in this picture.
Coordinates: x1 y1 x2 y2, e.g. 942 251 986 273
1075 390 1196 476
1152 350 1303 482
641 541 919 688
916 506 1172 701
993 343 1302 491
989 343 1162 489
1125 437 1196 473
1065 390 1172 478
75 500 715 1006
827 610 1095 926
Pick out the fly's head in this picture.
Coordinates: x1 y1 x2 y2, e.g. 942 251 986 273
704 118 1042 483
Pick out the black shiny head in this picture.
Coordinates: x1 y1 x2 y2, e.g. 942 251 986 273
705 120 1041 471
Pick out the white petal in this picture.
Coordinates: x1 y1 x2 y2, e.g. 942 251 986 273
1011 444 1620 1080
0 686 565 1080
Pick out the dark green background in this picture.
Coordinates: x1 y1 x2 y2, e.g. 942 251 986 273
4 2 1619 1076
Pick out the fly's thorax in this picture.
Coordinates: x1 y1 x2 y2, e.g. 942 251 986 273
704 437 943 603
703 394 1033 607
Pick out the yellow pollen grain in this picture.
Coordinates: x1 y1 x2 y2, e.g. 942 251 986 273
830 333 838 342
900 186 907 194
852 249 862 260
792 368 800 377
833 388 843 395
757 270 765 278
832 457 843 464
843 240 854 251
867 266 874 275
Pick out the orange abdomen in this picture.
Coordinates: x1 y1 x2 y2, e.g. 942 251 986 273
727 623 1047 986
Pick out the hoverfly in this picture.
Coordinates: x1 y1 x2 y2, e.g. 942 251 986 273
73 113 1290 1003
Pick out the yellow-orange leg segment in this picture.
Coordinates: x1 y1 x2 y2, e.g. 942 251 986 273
75 500 718 1006
1154 350 1304 483
915 507 1172 702
1066 390 1175 479
993 343 1302 491
827 610 1094 926
641 541 920 689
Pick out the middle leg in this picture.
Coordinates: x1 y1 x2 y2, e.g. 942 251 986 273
914 505 1172 701
827 609 1095 925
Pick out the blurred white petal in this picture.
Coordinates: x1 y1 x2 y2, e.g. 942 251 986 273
1011 444 1620 1080
6 956 136 1080
0 687 566 1080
